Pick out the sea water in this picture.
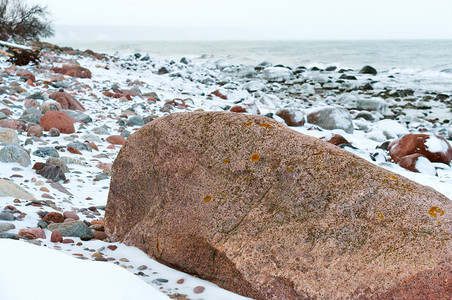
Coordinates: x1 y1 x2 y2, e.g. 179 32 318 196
50 39 452 93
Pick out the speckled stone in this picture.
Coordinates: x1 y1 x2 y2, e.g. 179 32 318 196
105 112 451 300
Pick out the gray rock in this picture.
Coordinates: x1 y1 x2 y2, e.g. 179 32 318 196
306 106 354 133
0 128 20 144
0 179 36 200
0 144 31 167
47 221 93 240
359 65 377 75
140 54 150 61
67 141 92 152
180 57 191 64
356 98 390 116
0 112 6 120
37 220 47 229
0 212 14 221
32 147 59 158
127 116 145 126
61 109 92 124
157 67 169 75
92 126 110 135
242 81 266 92
120 130 131 138
0 232 19 239
0 222 15 232
261 67 294 82
80 134 102 143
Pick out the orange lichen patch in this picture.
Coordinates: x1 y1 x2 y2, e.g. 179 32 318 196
428 206 445 218
377 212 384 220
258 123 271 129
204 195 212 203
245 121 254 126
387 174 398 180
224 159 229 164
251 153 260 162
287 165 295 173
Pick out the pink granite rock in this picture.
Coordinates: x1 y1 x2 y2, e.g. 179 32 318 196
105 111 451 300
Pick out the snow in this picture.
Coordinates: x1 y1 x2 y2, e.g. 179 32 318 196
425 135 449 154
0 239 169 300
0 40 32 50
415 156 437 176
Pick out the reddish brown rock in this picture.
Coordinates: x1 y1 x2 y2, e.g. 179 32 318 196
93 231 108 240
88 142 99 151
106 135 125 145
105 112 452 300
326 134 351 146
389 133 452 165
49 91 86 111
62 239 74 244
18 228 46 239
51 230 63 243
16 70 35 82
275 109 305 126
43 212 65 224
0 108 12 116
399 153 437 175
67 146 82 155
212 90 227 100
51 65 92 79
229 105 247 113
108 245 118 251
40 111 75 134
0 119 26 132
27 125 43 137
63 211 79 220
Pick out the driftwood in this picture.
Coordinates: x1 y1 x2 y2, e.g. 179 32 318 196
0 40 40 66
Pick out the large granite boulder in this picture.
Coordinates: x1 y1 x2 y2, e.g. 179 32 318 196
105 112 451 300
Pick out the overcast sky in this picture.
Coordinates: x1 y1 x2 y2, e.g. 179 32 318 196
37 0 452 40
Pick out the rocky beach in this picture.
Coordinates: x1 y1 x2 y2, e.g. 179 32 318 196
0 42 451 299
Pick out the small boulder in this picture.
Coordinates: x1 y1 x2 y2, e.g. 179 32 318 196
47 221 93 240
359 65 377 75
50 231 63 243
32 162 66 182
18 228 46 240
261 67 294 82
389 134 452 165
43 212 65 224
51 65 92 79
49 91 86 111
27 125 43 137
0 128 20 144
275 109 305 127
0 120 26 132
306 106 354 133
0 179 36 200
63 211 79 220
40 111 75 134
106 135 125 145
399 153 437 176
0 144 31 167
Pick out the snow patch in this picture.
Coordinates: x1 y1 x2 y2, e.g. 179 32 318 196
415 156 437 176
425 135 449 154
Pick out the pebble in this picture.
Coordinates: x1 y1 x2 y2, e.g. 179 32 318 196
193 286 205 294
137 265 147 270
